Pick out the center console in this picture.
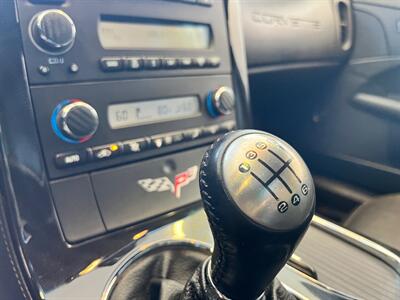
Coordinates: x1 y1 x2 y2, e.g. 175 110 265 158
17 0 236 243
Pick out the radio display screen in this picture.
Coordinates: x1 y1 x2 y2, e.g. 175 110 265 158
98 17 212 50
108 96 200 129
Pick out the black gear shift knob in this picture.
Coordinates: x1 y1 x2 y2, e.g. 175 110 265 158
198 130 315 300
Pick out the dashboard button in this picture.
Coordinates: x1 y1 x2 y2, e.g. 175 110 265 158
183 128 202 141
171 132 184 143
122 138 148 154
55 150 87 168
89 143 123 161
202 124 220 137
38 65 50 75
179 57 194 68
162 58 179 69
150 136 164 149
100 58 124 71
193 57 207 68
125 57 143 71
69 63 79 73
160 132 185 146
206 56 221 68
143 58 161 69
163 134 174 146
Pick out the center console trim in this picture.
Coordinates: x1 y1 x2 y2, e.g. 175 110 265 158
101 238 212 300
98 211 372 300
313 215 400 274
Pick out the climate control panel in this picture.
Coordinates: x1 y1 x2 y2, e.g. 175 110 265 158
32 75 235 179
51 87 234 144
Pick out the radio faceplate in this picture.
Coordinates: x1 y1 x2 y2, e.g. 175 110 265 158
16 0 231 85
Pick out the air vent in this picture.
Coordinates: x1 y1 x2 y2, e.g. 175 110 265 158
337 0 353 51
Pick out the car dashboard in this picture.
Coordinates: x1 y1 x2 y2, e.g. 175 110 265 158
0 1 399 300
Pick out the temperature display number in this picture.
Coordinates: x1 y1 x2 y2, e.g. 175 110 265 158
108 96 200 129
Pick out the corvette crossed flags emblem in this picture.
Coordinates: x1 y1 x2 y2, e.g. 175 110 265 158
137 166 198 199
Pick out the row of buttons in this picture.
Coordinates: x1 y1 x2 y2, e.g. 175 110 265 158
100 56 221 72
55 121 235 168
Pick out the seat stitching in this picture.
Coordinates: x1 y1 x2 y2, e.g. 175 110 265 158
0 215 30 300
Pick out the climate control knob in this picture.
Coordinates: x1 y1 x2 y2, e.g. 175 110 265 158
51 100 99 144
206 86 235 117
30 9 76 54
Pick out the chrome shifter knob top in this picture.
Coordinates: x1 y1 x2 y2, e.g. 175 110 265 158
221 131 315 231
199 130 315 300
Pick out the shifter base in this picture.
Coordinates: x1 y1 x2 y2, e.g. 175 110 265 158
106 242 296 300
108 244 209 300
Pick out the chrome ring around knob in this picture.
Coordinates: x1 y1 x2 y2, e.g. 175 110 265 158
205 258 266 300
29 9 76 55
207 86 235 117
51 99 99 144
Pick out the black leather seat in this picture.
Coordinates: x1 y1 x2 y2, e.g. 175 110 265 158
345 194 400 254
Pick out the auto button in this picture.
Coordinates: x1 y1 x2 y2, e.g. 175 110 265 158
55 150 87 168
